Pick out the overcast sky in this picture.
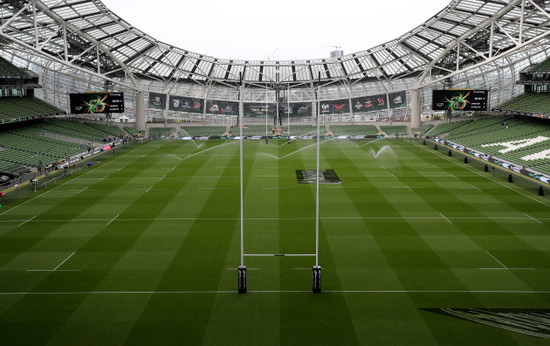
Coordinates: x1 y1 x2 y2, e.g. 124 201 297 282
101 0 452 61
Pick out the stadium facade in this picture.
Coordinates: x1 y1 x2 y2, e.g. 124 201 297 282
0 0 550 129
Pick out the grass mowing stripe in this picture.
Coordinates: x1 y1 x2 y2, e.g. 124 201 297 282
122 141 244 345
0 139 548 345
0 142 197 342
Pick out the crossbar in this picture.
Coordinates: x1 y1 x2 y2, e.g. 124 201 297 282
243 254 316 257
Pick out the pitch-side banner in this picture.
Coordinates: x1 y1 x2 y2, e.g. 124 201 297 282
389 91 407 109
169 95 203 113
205 100 239 115
320 99 349 114
243 103 276 117
351 91 407 113
148 92 167 110
352 94 387 112
280 102 313 117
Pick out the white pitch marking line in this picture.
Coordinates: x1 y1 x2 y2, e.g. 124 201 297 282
53 252 76 271
326 186 358 189
199 187 229 190
292 268 312 270
484 250 508 269
243 254 316 257
2 290 550 296
279 139 330 159
523 213 543 224
107 214 120 226
26 269 82 272
263 187 295 190
160 175 166 181
77 186 88 194
17 215 37 227
469 184 482 192
144 186 153 193
227 268 260 270
478 268 535 270
440 213 453 224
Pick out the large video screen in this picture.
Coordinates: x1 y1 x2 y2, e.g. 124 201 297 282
432 90 488 111
69 93 124 114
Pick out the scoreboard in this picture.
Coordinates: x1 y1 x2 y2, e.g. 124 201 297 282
70 93 125 114
432 90 488 111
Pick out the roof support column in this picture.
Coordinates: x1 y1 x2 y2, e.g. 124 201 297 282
136 91 146 132
410 89 421 128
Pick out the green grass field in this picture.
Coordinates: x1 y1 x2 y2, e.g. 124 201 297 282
0 138 549 345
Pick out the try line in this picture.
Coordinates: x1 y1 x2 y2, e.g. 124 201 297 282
0 290 549 296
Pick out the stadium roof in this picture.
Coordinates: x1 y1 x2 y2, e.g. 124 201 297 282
1 0 549 89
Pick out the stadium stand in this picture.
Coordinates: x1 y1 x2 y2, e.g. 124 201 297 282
329 125 378 136
124 126 144 137
0 56 26 78
412 124 433 136
0 97 63 123
0 118 134 173
496 93 550 115
180 126 227 137
532 57 550 72
150 127 175 137
444 116 550 175
429 119 472 137
0 121 89 171
236 125 269 136
86 122 128 137
285 125 326 136
43 118 122 142
380 125 408 136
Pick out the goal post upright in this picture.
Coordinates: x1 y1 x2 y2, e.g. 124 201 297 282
238 72 247 293
313 72 322 293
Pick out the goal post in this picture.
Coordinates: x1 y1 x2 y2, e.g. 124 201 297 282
237 74 323 293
